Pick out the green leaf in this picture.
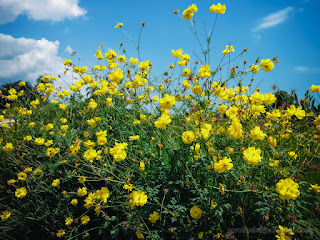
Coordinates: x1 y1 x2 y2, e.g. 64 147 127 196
50 162 61 171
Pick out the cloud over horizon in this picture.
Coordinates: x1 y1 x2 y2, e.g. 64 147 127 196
0 33 67 85
0 0 87 24
252 7 294 32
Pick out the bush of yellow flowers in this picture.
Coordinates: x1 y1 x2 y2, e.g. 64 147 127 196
1 2 320 240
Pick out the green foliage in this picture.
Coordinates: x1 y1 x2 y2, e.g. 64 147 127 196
1 3 320 240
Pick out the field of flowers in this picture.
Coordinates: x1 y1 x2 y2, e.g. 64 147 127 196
1 3 320 240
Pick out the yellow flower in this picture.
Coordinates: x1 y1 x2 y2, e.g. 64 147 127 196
109 68 124 83
117 55 126 62
129 57 138 65
286 105 305 120
210 200 218 210
97 136 107 145
7 179 16 185
42 75 51 82
250 126 266 140
178 53 190 66
88 99 97 109
159 94 175 109
83 192 97 209
175 94 183 102
275 225 294 240
200 123 213 140
56 229 65 238
3 142 13 152
182 4 198 20
1 210 11 220
310 84 320 93
52 179 60 187
139 161 145 171
106 97 113 106
34 168 42 175
190 205 202 220
84 140 96 148
78 176 86 184
105 49 117 60
35 138 45 145
182 68 191 77
24 167 32 173
77 187 87 197
268 159 280 167
288 151 297 159
227 118 243 139
129 135 140 141
310 184 320 194
15 187 27 198
1 123 9 131
81 215 90 225
44 140 53 147
171 48 183 58
71 199 78 205
268 136 277 147
114 23 123 29
83 148 97 162
109 142 128 161
136 230 144 239
45 123 54 131
96 187 110 204
152 96 159 102
133 119 141 125
154 113 172 129
129 190 148 207
18 81 26 86
59 103 68 110
123 183 133 191
210 3 226 14
139 60 151 72
94 204 101 216
198 232 204 239
222 45 234 55
96 130 107 137
63 59 71 65
214 157 233 173
198 65 212 78
250 65 260 74
260 59 274 72
182 131 197 144
243 147 262 165
276 178 300 200
148 211 159 223
46 147 60 158
30 99 40 108
17 172 27 181
65 217 73 226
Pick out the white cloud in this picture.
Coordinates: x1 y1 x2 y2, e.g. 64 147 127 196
294 66 320 72
294 66 310 72
65 45 73 54
252 7 294 32
0 0 87 24
0 33 75 90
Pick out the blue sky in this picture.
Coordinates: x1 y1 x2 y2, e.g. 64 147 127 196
0 0 319 99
